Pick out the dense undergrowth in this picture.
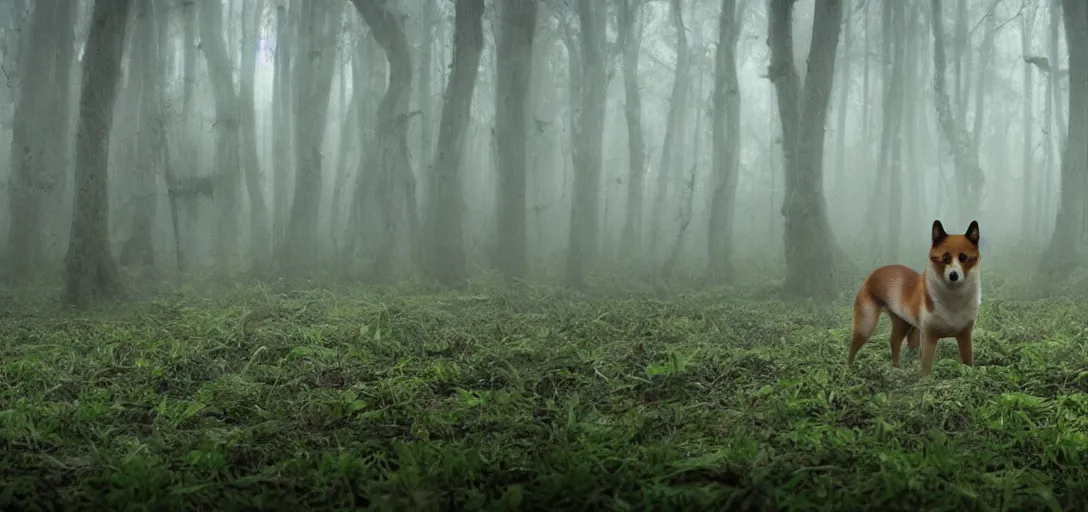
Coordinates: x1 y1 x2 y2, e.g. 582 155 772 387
1 276 1087 510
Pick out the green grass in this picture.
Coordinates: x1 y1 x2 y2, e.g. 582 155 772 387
1 281 1087 511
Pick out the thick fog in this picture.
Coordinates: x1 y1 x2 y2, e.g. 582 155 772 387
0 0 1085 303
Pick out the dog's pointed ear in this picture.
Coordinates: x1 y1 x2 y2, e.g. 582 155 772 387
931 220 948 246
965 220 980 246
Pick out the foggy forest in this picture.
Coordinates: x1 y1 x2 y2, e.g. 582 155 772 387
0 0 1087 508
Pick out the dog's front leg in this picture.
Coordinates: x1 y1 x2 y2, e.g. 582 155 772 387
919 329 940 376
954 322 974 366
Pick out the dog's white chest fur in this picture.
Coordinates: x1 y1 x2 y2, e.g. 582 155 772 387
921 266 981 336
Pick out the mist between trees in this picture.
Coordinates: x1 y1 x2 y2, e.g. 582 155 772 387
0 0 1086 305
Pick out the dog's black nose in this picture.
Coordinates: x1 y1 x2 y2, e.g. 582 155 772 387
949 271 959 282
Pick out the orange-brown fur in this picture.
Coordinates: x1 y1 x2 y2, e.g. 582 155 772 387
847 220 982 376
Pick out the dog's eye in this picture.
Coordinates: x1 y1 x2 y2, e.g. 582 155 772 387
958 253 968 262
942 253 952 264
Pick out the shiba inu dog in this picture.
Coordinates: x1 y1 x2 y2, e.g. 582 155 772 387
847 220 982 376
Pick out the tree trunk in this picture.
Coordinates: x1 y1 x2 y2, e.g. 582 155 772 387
708 0 741 280
344 31 387 270
351 0 417 280
182 0 197 111
64 0 133 306
903 7 925 236
283 2 339 275
886 0 905 257
1020 2 1036 238
1040 0 1061 235
5 0 77 282
1046 0 1068 158
417 0 435 186
650 0 690 264
119 0 160 271
930 0 984 223
953 0 969 127
1040 0 1088 281
617 0 647 262
430 0 486 287
862 3 872 170
198 0 243 273
330 43 362 256
176 0 207 271
527 24 559 264
663 44 704 279
240 0 273 274
156 2 183 279
558 18 582 271
863 1 895 251
564 0 608 288
767 0 843 298
271 1 295 251
874 1 906 257
42 0 77 266
969 10 995 154
832 0 852 196
494 0 538 282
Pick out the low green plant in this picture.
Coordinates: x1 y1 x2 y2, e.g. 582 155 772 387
0 282 1085 510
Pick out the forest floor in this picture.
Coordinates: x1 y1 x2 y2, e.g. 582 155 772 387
1 278 1087 510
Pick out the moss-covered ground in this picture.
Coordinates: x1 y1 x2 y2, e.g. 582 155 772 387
1 278 1087 510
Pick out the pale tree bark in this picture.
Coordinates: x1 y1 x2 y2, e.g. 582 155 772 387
344 31 387 270
662 33 704 280
4 0 77 282
197 0 244 273
1041 0 1088 282
283 2 340 275
903 5 925 234
334 31 377 262
1023 1 1067 174
861 4 872 169
434 2 449 89
240 0 273 274
863 1 893 245
953 0 969 126
1048 0 1067 154
767 0 844 298
558 14 582 259
182 0 197 111
417 0 435 180
494 0 538 282
1048 0 1066 154
526 20 560 261
40 0 77 266
271 0 295 249
650 0 690 264
969 8 995 155
616 0 646 262
832 0 853 194
708 0 742 280
929 0 984 223
119 0 162 271
558 13 580 164
865 1 906 257
171 0 214 272
0 3 23 124
431 0 486 287
156 5 183 280
1040 0 1063 234
565 0 608 288
330 40 361 256
1020 2 1036 237
64 0 134 306
885 1 906 258
351 0 418 280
